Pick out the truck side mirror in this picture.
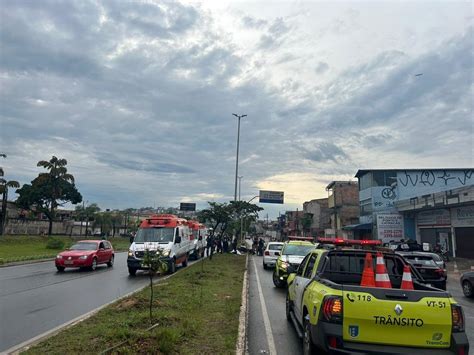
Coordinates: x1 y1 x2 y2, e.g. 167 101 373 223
175 236 182 244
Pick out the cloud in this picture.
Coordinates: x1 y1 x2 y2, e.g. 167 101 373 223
1 1 471 217
315 61 329 74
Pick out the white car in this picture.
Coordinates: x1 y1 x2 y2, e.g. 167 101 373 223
263 242 284 269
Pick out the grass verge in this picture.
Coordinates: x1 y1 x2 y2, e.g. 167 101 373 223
23 253 246 355
0 236 131 265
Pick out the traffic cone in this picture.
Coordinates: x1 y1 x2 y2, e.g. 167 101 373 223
400 265 414 290
375 252 392 288
360 252 376 287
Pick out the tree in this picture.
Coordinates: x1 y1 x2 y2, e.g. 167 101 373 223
142 249 168 323
198 201 263 239
16 156 82 235
0 154 20 236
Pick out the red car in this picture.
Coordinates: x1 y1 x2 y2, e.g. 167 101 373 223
55 240 114 272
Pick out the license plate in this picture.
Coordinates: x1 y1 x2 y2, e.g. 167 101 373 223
64 260 73 265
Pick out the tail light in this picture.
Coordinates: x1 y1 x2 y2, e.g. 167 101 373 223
264 251 270 256
451 304 465 332
321 296 343 323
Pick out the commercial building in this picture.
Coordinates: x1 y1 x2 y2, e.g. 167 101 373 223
302 198 331 237
355 169 474 257
325 181 360 238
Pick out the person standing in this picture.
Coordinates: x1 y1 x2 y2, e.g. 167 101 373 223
206 234 215 260
223 237 229 253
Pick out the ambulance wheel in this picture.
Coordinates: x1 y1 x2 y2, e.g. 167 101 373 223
168 259 176 274
303 318 316 355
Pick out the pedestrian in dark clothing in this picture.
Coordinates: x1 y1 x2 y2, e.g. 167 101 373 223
206 235 215 260
223 238 229 253
232 237 238 253
217 238 223 253
258 238 265 256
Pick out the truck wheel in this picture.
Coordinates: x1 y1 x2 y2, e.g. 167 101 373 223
195 248 200 260
286 292 293 321
273 270 283 288
128 267 137 276
303 318 316 355
182 255 188 267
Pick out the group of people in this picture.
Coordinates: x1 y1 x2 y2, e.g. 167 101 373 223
252 237 265 255
205 234 238 260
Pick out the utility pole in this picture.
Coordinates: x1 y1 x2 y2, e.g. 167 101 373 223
238 176 243 243
232 113 247 201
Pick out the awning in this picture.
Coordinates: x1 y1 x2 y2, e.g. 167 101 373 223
342 223 372 230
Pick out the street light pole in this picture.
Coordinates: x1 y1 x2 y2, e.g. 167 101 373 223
232 113 246 201
238 176 243 244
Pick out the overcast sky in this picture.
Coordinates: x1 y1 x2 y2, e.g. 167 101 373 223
1 0 472 218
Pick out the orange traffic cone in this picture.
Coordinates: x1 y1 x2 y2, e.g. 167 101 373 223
360 252 376 287
375 252 392 288
400 265 414 290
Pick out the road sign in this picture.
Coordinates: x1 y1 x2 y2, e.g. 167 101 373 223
259 190 284 204
180 203 196 211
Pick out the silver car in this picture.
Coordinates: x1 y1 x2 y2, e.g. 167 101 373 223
263 242 284 269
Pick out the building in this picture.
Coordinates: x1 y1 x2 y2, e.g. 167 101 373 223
302 198 331 237
283 210 305 237
355 169 474 257
325 181 360 238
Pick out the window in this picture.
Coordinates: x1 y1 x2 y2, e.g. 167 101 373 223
99 242 105 249
297 254 310 276
373 171 385 186
303 254 317 278
360 198 372 216
359 172 372 191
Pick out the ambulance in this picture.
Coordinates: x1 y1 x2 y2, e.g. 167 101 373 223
187 220 207 260
127 214 193 275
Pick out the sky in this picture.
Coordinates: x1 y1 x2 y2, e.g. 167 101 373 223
1 0 473 218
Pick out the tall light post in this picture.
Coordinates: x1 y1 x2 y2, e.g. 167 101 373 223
232 113 246 201
238 176 243 243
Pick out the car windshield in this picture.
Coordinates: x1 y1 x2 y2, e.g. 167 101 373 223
404 256 437 267
283 244 314 256
70 242 97 251
269 244 283 250
134 228 175 243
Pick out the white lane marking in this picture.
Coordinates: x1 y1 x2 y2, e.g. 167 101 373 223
253 258 277 355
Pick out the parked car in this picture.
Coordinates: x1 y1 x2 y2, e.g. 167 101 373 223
263 242 284 269
55 240 114 272
398 252 447 290
461 271 474 298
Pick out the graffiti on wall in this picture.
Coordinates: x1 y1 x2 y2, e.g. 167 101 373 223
397 169 474 201
399 169 473 187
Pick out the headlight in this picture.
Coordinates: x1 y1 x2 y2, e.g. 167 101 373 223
56 255 63 259
79 255 89 260
162 249 170 257
128 250 133 256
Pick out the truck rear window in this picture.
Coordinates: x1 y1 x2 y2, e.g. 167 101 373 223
322 252 406 287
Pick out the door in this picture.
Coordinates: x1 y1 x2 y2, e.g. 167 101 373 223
294 254 318 322
97 242 107 263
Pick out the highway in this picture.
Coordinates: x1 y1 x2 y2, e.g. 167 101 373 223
0 253 196 353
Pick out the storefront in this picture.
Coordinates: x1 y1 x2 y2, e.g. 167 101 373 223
451 206 474 258
416 209 454 256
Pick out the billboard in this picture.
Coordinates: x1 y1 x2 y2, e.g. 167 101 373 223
179 203 196 211
376 214 404 243
259 190 284 204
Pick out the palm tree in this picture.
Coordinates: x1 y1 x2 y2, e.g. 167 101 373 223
0 179 20 235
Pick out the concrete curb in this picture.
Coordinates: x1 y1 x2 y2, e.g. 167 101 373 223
236 254 249 355
4 258 192 355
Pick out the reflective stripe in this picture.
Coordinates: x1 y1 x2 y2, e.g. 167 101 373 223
376 257 384 264
402 273 412 281
375 273 391 282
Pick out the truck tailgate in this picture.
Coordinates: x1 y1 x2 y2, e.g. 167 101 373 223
342 287 452 348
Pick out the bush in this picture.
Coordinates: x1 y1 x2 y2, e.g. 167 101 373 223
46 237 65 250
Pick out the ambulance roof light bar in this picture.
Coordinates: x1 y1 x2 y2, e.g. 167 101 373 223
317 238 381 246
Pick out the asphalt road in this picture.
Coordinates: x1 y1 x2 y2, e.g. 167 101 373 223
0 252 196 353
248 255 302 355
247 254 474 354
